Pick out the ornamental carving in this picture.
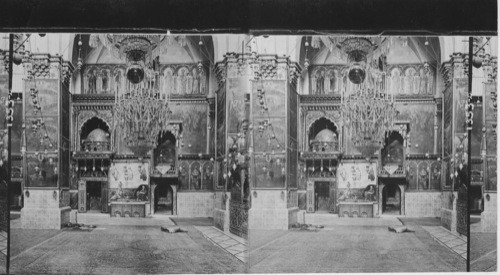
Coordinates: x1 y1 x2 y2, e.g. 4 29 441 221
77 110 113 131
441 53 467 87
310 63 435 96
83 64 208 96
305 110 342 130
23 54 72 80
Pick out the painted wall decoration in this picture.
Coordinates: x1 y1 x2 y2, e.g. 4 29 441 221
418 162 430 189
309 66 345 95
487 158 497 191
471 102 483 155
83 64 207 96
169 103 208 155
309 64 434 96
216 84 226 159
177 160 214 191
430 161 442 190
337 163 377 203
454 79 468 133
287 89 298 189
202 162 214 190
406 161 418 190
26 155 58 187
251 80 288 188
443 84 453 158
386 64 434 95
178 161 190 190
381 139 404 166
161 65 208 96
337 163 377 189
190 162 202 190
83 65 126 94
406 160 441 190
395 103 435 154
0 75 7 128
108 162 149 189
153 138 176 175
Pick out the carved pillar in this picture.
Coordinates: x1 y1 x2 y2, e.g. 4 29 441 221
378 183 385 216
434 109 439 154
171 184 177 215
20 53 74 229
150 183 157 215
399 184 405 215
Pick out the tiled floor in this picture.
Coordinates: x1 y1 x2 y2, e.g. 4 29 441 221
195 226 248 263
422 226 467 259
0 230 6 255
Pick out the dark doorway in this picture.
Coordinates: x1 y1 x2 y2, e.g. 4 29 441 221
86 181 102 212
155 183 173 215
315 181 330 213
470 185 483 214
382 183 401 215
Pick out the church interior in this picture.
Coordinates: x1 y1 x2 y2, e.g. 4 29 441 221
0 34 497 241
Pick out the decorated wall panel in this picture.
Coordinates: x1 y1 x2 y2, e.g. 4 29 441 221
253 154 286 188
177 160 214 191
109 162 149 189
337 163 377 202
169 103 208 155
454 79 468 133
253 117 285 153
298 162 307 190
406 159 441 190
287 85 298 189
252 80 287 188
309 66 345 95
24 78 62 187
395 103 434 154
309 64 435 96
443 84 453 158
386 64 435 95
484 82 497 191
26 154 58 187
83 65 126 94
216 84 226 159
0 75 7 128
486 158 497 191
471 102 483 156
83 64 208 96
161 64 208 96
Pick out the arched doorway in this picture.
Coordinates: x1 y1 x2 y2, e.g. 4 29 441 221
154 181 174 215
382 181 401 215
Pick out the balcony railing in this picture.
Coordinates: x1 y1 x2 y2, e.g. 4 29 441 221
81 141 111 152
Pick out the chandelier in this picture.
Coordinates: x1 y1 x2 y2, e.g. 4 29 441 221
89 34 182 157
114 69 172 157
335 37 398 160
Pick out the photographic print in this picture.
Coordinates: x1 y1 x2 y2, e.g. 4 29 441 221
0 0 497 273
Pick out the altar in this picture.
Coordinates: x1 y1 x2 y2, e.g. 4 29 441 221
338 201 375 218
110 200 147 218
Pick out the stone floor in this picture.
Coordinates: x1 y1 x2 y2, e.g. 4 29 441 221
470 215 497 272
195 226 248 263
10 213 245 274
421 225 467 259
250 215 465 273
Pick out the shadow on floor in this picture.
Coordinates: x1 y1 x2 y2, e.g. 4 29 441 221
170 217 214 226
